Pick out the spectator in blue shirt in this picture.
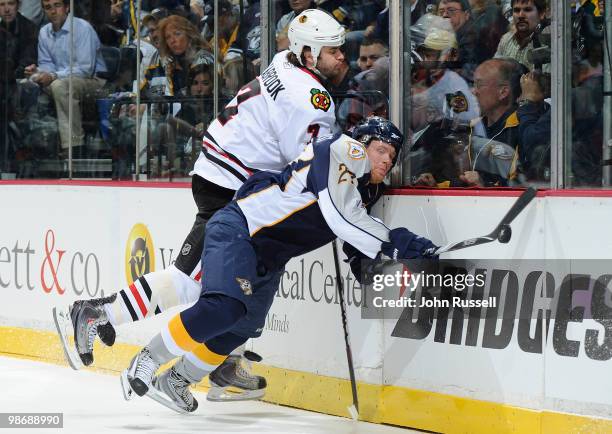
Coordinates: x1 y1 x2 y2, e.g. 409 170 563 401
24 0 106 156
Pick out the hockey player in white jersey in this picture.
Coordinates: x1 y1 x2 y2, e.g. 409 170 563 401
117 117 438 413
52 9 346 400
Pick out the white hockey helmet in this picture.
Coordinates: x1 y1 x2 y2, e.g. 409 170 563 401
288 9 345 67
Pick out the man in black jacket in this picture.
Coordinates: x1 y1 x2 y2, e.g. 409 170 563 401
0 0 37 80
0 0 38 172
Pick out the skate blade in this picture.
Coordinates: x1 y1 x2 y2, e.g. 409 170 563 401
206 385 265 402
145 386 190 414
120 369 134 401
52 306 83 370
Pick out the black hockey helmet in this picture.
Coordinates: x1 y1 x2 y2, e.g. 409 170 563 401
352 116 404 166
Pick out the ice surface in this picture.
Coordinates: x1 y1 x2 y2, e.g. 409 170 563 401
0 356 420 434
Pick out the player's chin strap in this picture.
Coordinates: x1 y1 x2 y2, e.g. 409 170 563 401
206 351 266 402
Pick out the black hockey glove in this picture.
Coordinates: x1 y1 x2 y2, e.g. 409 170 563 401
381 228 438 260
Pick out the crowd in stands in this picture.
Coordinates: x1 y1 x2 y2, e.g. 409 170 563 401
409 0 606 187
0 0 607 187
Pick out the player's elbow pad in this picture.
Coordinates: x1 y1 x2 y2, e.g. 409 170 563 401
381 227 437 260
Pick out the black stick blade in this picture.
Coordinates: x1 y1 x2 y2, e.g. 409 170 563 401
492 187 537 236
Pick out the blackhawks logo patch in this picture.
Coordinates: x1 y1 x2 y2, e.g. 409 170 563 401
446 91 469 113
310 88 331 112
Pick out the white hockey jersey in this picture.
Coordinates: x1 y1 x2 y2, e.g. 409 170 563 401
191 50 339 190
232 133 390 271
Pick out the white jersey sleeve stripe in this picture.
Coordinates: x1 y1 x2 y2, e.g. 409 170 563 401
200 149 251 184
202 139 254 178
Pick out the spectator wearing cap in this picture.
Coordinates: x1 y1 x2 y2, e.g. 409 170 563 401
410 27 483 188
143 7 169 47
137 8 168 83
411 27 480 132
437 0 479 81
494 0 546 71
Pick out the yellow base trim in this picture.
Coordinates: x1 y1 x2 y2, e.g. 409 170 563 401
1 326 611 433
251 364 385 423
381 386 540 434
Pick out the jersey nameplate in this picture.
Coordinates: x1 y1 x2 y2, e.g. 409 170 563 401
260 64 286 100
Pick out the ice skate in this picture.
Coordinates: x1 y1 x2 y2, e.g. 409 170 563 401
207 351 266 402
120 347 160 400
146 367 199 414
52 295 117 370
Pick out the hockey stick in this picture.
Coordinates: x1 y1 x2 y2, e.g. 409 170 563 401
425 186 537 256
332 240 360 421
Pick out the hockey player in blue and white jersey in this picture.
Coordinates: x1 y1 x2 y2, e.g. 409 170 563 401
53 8 347 399
119 117 438 413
